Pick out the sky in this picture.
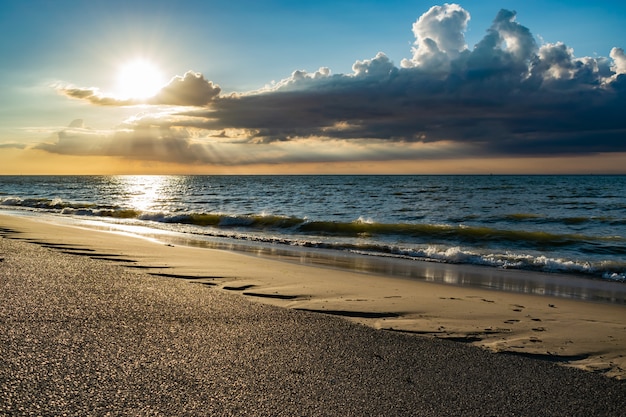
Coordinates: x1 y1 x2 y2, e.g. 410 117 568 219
1 0 626 175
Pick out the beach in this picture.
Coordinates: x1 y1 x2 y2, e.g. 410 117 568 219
1 213 626 415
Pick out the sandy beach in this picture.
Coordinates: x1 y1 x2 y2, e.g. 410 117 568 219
1 213 625 415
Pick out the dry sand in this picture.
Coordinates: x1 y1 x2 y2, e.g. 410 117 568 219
1 213 626 415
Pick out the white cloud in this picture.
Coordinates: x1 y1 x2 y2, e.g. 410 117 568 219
610 47 626 75
402 3 470 71
150 71 220 106
490 9 536 62
352 52 397 78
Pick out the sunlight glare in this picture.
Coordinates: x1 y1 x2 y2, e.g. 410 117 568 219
116 59 165 100
118 175 169 212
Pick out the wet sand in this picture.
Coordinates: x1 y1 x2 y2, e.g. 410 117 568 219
1 214 626 415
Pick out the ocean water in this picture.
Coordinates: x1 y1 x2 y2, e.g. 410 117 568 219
1 175 625 289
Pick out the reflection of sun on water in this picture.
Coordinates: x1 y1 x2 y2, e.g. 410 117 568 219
119 175 169 213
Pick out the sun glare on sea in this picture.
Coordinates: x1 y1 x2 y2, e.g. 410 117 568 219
119 175 170 212
116 59 165 100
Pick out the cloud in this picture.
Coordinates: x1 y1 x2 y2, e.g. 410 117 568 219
401 3 470 71
35 116 467 167
610 47 626 75
149 71 221 106
0 142 27 149
47 4 626 165
56 71 220 107
56 86 135 106
188 4 625 157
35 119 211 163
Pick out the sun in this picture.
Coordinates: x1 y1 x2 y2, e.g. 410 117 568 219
116 59 165 100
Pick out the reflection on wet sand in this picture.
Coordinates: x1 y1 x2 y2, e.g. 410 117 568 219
98 222 626 304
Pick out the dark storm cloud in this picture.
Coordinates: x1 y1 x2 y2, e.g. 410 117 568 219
48 4 626 164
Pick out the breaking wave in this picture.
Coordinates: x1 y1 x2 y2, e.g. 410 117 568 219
2 194 624 282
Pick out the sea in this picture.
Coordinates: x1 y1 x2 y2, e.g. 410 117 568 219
1 175 625 302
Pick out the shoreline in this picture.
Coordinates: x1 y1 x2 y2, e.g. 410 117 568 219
5 209 626 304
1 212 626 380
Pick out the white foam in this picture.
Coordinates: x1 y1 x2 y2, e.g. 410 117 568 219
0 196 23 206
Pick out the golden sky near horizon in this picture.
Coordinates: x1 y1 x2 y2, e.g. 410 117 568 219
2 148 625 175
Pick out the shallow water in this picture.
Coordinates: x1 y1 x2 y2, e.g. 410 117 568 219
1 175 625 283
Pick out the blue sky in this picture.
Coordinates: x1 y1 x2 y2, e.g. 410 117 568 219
3 1 624 90
1 1 626 174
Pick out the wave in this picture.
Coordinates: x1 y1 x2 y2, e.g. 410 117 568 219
1 196 98 211
348 246 626 282
2 195 625 281
494 212 626 226
3 195 624 248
